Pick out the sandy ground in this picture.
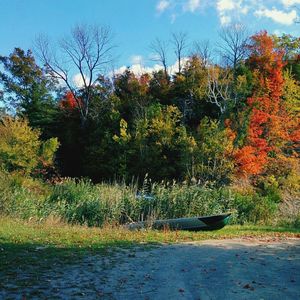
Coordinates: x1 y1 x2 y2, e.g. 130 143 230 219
1 238 300 299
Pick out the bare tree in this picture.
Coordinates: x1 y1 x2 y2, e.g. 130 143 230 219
218 24 249 72
36 24 114 125
206 66 234 114
192 39 212 68
205 24 249 114
149 38 169 78
171 32 189 74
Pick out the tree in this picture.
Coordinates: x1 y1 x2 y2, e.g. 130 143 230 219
170 55 215 126
192 117 235 184
172 32 189 74
149 38 169 80
114 69 153 121
36 24 114 125
149 70 172 105
218 24 249 72
113 104 196 181
273 33 300 81
273 33 300 61
0 48 58 136
192 40 212 68
0 117 59 174
206 24 250 115
282 70 300 117
206 65 234 114
234 31 298 176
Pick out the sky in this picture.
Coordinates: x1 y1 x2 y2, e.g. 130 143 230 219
1 0 300 77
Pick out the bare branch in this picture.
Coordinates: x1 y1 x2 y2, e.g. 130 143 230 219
149 38 169 78
35 24 114 124
171 32 189 74
218 23 249 70
206 66 234 114
192 40 212 68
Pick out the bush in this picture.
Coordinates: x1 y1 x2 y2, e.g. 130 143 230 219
0 117 59 175
231 191 279 224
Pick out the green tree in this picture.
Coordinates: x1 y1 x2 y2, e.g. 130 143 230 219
114 104 196 181
0 48 58 138
114 70 154 122
170 55 216 127
192 117 234 184
149 70 171 105
282 70 300 117
273 34 300 81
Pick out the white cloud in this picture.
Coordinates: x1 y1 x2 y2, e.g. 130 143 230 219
130 55 143 65
216 0 248 25
112 66 127 76
155 0 299 26
255 7 297 25
113 57 190 77
113 63 163 77
72 73 89 88
240 5 249 15
184 0 201 12
217 0 235 12
168 57 190 74
220 15 231 25
281 0 300 7
156 0 170 12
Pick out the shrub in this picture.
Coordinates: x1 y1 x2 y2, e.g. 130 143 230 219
231 191 279 224
0 117 59 175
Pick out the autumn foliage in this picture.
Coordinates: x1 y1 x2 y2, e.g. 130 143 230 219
234 31 299 176
59 91 81 110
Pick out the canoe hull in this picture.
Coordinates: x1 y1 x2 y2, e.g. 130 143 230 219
125 213 231 231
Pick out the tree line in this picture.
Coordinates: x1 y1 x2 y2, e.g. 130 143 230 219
0 25 299 191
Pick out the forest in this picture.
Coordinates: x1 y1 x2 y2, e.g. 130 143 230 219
0 25 299 226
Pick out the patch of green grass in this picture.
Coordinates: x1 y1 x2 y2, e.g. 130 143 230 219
2 217 299 247
1 216 299 265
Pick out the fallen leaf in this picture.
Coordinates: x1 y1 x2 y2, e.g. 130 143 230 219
243 283 255 291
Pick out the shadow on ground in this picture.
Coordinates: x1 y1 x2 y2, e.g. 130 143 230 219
1 239 299 299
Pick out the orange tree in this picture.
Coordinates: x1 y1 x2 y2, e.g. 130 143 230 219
234 31 299 178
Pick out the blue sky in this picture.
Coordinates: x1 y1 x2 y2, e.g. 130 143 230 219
1 0 300 73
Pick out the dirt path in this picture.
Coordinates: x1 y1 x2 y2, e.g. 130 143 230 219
2 238 300 299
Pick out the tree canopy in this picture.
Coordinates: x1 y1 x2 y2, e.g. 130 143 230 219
0 27 299 189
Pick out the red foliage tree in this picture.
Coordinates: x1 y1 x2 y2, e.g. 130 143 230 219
235 31 297 176
59 91 81 111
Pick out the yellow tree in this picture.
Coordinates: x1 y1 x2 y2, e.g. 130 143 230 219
0 117 59 174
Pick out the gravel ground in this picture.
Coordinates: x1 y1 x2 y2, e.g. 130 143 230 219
1 238 300 299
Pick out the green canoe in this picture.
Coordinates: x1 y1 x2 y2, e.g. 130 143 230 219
125 213 231 231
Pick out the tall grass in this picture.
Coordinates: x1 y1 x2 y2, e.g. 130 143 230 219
0 170 284 226
47 179 138 226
